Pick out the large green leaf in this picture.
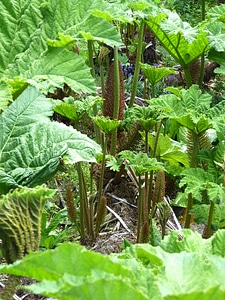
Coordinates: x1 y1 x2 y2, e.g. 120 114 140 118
0 81 12 112
0 86 101 194
0 187 55 262
149 85 215 133
212 230 225 257
25 47 96 94
140 63 175 86
207 4 225 23
179 168 225 203
206 22 225 51
160 229 212 254
0 86 53 150
147 133 189 167
146 12 209 67
0 0 44 74
1 238 225 300
27 273 149 300
0 0 122 94
41 0 122 47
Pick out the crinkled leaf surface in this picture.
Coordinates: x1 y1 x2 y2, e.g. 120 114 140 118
0 0 122 93
207 3 225 23
41 0 122 47
180 168 225 202
119 150 165 175
206 22 225 51
27 272 149 300
25 47 96 94
159 11 198 43
129 243 225 299
0 0 44 74
212 229 225 257
149 85 216 133
146 13 209 66
0 86 101 194
161 229 211 254
140 63 175 85
1 239 225 300
0 81 12 112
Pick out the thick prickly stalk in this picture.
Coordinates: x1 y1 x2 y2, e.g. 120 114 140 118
66 184 77 224
103 61 125 121
95 196 107 236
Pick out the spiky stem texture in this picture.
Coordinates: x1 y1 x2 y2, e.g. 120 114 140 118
0 275 21 300
152 170 166 207
140 220 150 243
66 184 77 224
95 196 107 236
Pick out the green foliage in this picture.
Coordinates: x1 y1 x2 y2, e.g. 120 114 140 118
0 186 55 263
179 168 225 203
149 85 218 134
146 11 209 67
146 133 189 168
164 0 201 25
93 116 121 134
0 0 123 97
124 106 159 132
41 208 69 249
118 150 164 175
54 96 102 124
1 229 225 299
0 86 101 194
191 204 225 231
1 2 225 298
140 63 175 86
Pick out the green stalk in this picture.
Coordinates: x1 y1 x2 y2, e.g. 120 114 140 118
98 133 108 206
183 65 193 88
110 47 120 156
88 40 95 77
137 174 144 243
87 40 101 144
198 0 206 88
129 20 145 108
201 0 205 21
184 193 193 228
77 162 85 239
151 83 156 99
144 130 149 209
185 131 199 228
206 200 214 238
81 169 90 234
148 121 162 212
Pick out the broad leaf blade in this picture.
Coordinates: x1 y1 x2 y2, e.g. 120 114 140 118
0 86 53 156
0 0 43 75
0 86 101 193
0 81 12 112
25 47 96 94
146 13 209 66
27 273 149 300
41 0 122 47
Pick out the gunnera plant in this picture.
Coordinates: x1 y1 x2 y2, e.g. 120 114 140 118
103 61 125 121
